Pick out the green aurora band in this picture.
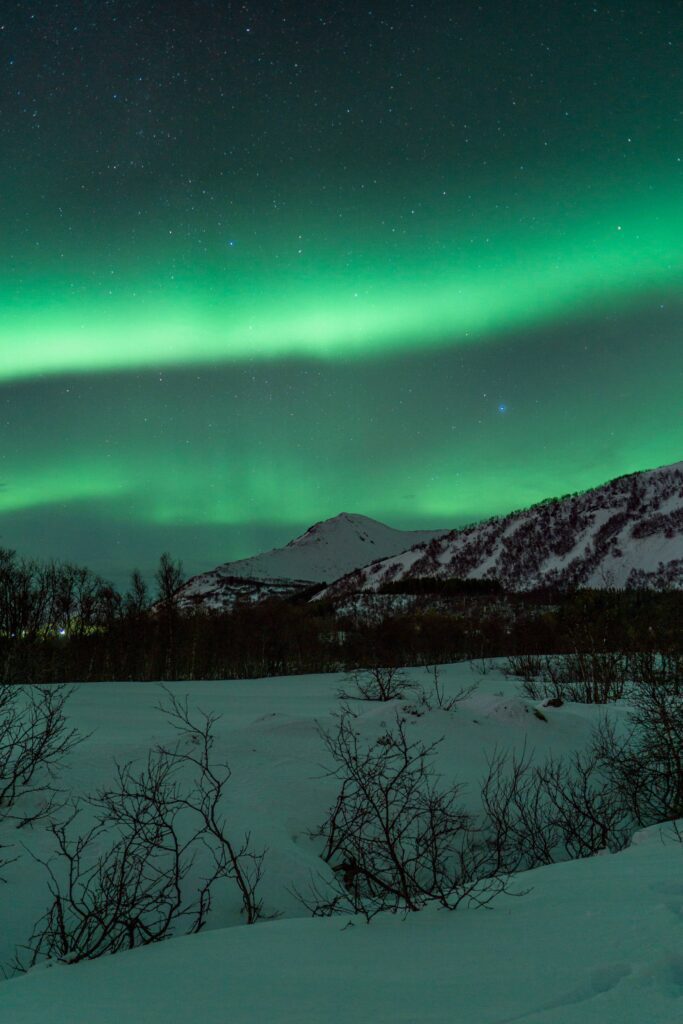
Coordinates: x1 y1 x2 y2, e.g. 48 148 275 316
3 179 681 382
2 278 681 578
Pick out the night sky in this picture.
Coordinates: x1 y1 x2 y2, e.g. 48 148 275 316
1 1 681 587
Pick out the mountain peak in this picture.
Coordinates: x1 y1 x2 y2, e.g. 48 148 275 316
177 514 447 610
294 512 396 544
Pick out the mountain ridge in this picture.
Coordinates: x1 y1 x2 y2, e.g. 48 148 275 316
318 461 683 599
177 461 683 609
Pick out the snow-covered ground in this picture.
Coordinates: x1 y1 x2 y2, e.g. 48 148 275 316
0 663 680 1023
3 822 681 1024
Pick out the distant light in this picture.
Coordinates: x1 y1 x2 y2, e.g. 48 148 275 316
498 403 508 413
59 628 66 636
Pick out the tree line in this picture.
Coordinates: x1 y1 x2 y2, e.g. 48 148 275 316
0 546 680 683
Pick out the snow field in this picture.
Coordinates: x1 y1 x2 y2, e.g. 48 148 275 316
0 662 680 1023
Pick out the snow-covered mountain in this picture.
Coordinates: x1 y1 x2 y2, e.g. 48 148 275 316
177 514 447 609
319 462 683 598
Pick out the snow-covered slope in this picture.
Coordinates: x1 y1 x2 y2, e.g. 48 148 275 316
320 462 683 597
177 514 446 609
5 826 682 1024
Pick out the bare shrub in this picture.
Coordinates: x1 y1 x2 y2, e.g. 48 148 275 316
482 745 630 873
338 665 415 702
596 654 683 826
403 665 476 716
626 650 682 695
16 752 208 969
533 750 631 857
481 747 558 872
469 655 497 677
0 685 82 825
156 687 266 923
671 820 683 843
16 689 269 969
509 652 627 704
504 658 562 702
299 708 508 920
544 651 627 704
503 655 545 683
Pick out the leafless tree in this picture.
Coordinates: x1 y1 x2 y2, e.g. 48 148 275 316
155 554 184 611
154 555 185 678
0 550 58 643
124 570 150 618
0 549 115 648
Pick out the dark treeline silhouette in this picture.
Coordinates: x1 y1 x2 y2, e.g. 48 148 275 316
378 576 504 597
0 546 680 682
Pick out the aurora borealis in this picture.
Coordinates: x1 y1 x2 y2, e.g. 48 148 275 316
1 2 681 586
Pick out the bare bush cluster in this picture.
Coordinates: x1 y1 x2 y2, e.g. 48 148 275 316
482 745 631 873
503 654 545 682
16 753 207 969
156 688 265 924
299 710 638 923
3 641 680 967
299 709 510 920
298 654 683 921
506 650 628 704
505 647 679 720
13 688 267 970
596 656 682 826
340 665 475 716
